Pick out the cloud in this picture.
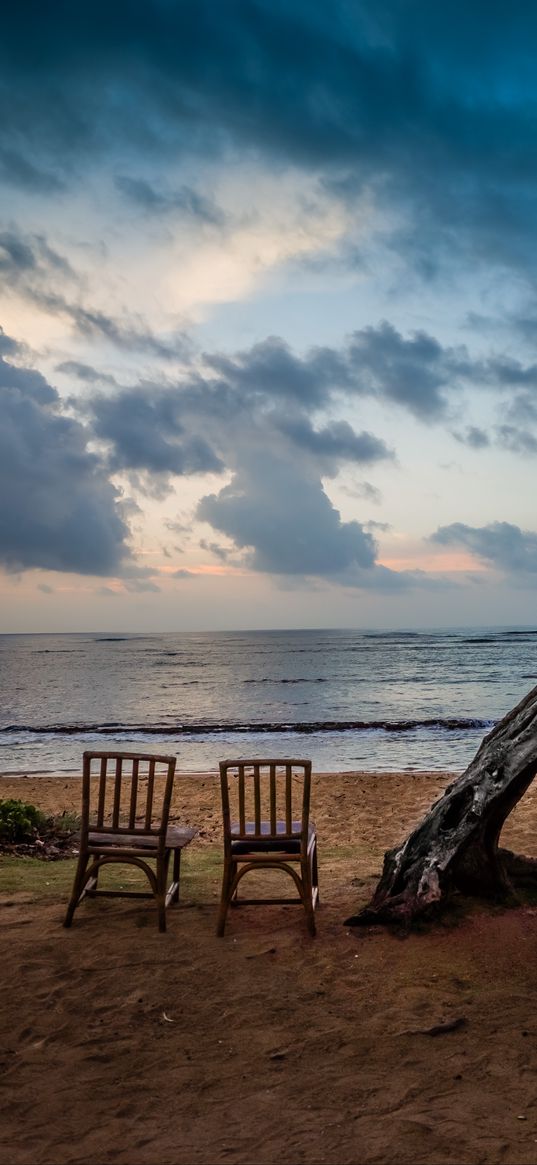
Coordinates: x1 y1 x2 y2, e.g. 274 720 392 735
197 452 378 577
197 457 422 590
0 334 132 575
0 145 64 194
272 417 392 471
0 227 188 358
84 322 496 494
56 360 117 386
495 425 537 455
201 540 235 565
430 521 537 574
346 323 468 419
90 387 225 476
4 1 537 286
452 425 490 449
203 324 499 423
115 175 225 225
0 325 22 356
340 480 383 504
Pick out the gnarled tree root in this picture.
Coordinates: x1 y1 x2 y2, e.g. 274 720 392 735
345 683 537 929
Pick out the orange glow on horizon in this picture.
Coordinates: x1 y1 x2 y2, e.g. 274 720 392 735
379 550 488 572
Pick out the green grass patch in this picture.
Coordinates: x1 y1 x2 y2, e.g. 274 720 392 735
0 847 223 902
0 842 366 906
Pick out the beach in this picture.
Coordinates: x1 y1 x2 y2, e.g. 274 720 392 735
2 768 537 1165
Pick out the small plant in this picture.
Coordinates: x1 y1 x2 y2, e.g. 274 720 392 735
0 799 47 844
49 810 81 836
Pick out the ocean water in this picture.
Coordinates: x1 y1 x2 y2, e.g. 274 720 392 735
0 627 536 776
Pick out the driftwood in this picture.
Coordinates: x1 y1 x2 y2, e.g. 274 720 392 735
345 684 537 929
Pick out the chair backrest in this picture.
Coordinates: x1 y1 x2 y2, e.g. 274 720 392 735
81 751 176 844
219 758 312 848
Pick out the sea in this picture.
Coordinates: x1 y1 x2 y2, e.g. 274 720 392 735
1 627 536 777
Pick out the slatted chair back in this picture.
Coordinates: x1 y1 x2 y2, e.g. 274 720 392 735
64 750 198 932
81 750 176 851
220 758 312 849
217 758 318 936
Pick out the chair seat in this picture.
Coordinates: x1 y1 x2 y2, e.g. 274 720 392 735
230 820 316 854
88 825 197 852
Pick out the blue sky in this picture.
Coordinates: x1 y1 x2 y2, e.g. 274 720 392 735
2 0 537 630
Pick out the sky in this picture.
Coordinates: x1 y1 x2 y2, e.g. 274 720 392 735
2 0 537 631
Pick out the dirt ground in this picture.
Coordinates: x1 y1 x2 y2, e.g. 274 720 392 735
2 769 537 1165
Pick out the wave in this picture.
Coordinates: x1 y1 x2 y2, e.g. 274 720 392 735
461 637 498 644
499 629 537 637
0 717 495 737
243 677 328 684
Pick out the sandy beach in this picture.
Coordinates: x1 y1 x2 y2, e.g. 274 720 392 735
2 768 537 1165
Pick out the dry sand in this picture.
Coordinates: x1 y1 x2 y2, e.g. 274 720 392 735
2 769 537 1165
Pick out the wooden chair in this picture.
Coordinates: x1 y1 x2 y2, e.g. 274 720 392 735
64 751 196 932
217 758 319 937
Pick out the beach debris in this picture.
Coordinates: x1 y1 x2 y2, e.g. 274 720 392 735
345 683 537 929
161 1011 175 1023
398 1016 468 1038
245 946 277 959
421 1016 468 1036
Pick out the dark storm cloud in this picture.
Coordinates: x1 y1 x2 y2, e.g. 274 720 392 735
85 331 400 581
86 327 403 487
205 322 537 423
83 318 537 580
90 388 224 476
0 336 132 575
203 325 476 421
274 417 392 470
197 453 378 577
431 522 537 574
346 323 467 419
197 453 418 589
3 2 537 280
204 337 350 410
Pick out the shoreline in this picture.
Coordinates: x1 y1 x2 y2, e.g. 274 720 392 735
0 765 459 778
0 768 458 823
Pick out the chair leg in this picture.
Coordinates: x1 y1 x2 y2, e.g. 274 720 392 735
216 856 235 936
64 852 90 928
301 855 316 937
156 858 167 933
171 847 181 903
312 840 320 906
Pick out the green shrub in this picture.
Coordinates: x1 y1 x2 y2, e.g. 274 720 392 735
50 809 81 835
0 799 47 843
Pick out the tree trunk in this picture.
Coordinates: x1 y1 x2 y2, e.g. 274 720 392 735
345 684 537 929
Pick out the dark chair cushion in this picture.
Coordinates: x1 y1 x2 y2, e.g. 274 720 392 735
230 821 315 854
